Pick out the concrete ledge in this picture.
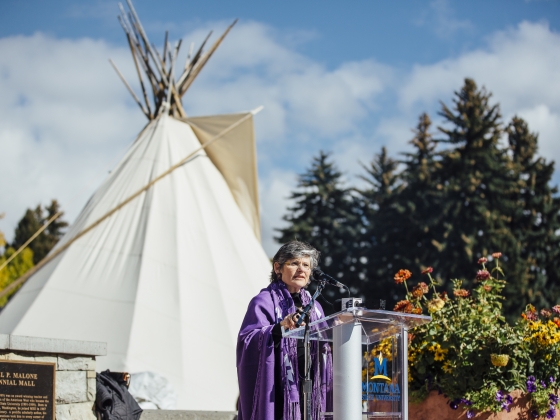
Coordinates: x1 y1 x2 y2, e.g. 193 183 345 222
0 334 106 356
141 411 237 420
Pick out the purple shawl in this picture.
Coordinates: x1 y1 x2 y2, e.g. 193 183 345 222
237 281 333 420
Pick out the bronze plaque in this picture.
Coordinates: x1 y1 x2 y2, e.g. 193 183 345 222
0 360 56 420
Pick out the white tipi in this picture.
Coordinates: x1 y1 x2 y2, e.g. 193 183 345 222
0 1 270 411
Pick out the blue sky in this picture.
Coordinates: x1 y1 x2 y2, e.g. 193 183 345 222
1 0 560 255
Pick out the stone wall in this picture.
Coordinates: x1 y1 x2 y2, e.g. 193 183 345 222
0 334 106 420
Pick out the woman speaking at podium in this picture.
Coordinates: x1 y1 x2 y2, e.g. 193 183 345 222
236 241 332 420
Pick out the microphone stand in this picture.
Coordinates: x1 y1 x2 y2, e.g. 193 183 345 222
296 280 326 420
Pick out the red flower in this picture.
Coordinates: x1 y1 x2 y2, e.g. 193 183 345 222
394 269 412 284
394 300 413 313
475 270 490 281
478 257 487 264
524 305 538 321
421 267 433 275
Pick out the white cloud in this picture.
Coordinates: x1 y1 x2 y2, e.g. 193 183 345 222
400 21 560 112
182 21 393 140
259 169 297 256
0 33 144 243
414 0 473 38
517 105 560 161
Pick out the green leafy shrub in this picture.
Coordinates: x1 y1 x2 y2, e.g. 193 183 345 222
394 254 560 418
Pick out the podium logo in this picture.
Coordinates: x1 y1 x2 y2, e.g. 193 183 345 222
371 353 390 381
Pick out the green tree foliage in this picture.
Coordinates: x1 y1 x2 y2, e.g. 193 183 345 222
275 151 363 305
0 247 34 307
277 78 560 317
0 213 35 307
357 147 404 302
503 117 560 315
0 214 5 249
429 78 514 289
12 199 68 264
399 114 443 269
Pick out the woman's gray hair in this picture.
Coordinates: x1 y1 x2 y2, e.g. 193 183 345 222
269 241 320 283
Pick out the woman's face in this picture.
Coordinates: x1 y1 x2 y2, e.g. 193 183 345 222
274 256 312 293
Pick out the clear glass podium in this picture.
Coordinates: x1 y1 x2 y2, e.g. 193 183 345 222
284 308 431 420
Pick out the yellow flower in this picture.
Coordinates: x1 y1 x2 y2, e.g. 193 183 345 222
443 361 453 373
428 343 443 352
427 298 445 313
371 338 393 361
434 350 446 362
525 320 560 348
427 342 448 362
490 354 509 367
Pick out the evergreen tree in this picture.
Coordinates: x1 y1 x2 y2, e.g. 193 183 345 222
503 116 560 315
275 151 361 305
44 200 68 252
357 147 404 304
398 113 443 271
432 78 513 289
12 199 68 264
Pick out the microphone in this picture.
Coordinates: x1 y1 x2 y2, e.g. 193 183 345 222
312 268 347 289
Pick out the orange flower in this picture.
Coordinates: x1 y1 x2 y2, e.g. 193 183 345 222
492 252 502 259
394 300 413 313
411 307 422 315
412 286 424 299
554 317 560 328
418 282 429 293
483 285 492 292
453 289 470 298
394 269 412 284
421 267 433 275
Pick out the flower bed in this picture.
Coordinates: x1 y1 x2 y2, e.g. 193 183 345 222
392 254 560 419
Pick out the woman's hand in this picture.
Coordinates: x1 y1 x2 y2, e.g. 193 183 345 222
280 312 305 330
